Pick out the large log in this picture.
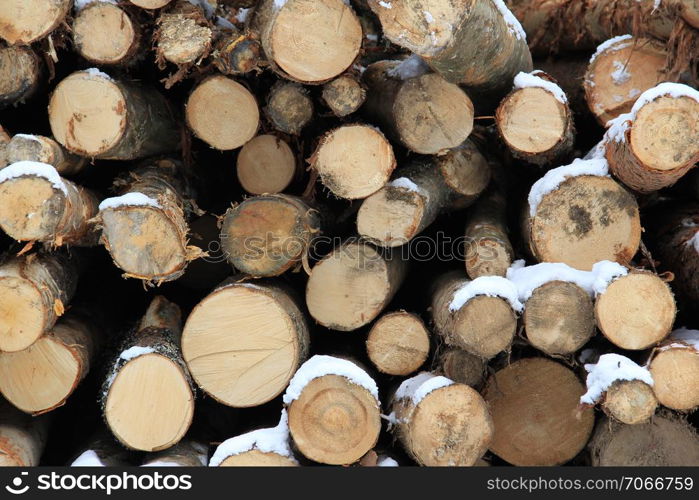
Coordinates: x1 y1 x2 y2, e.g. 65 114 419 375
0 0 72 45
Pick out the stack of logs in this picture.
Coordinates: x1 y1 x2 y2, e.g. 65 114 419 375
0 0 698 467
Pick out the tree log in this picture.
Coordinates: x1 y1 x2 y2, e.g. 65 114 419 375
365 311 430 376
236 134 296 195
484 357 595 465
438 348 486 389
602 379 658 425
264 81 313 135
220 194 320 277
306 240 407 331
186 75 259 150
252 0 362 84
648 332 699 411
4 134 87 175
0 161 99 246
0 45 42 108
464 189 514 279
182 279 309 407
0 0 72 45
0 398 49 466
129 0 174 8
73 1 142 66
322 74 366 117
49 69 180 160
0 252 78 352
102 296 194 452
211 27 263 76
595 271 675 350
368 0 533 101
362 59 474 155
391 372 493 466
309 124 396 199
155 0 213 67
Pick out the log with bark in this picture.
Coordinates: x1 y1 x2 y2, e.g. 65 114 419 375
648 329 699 411
0 398 49 466
0 0 72 45
322 74 366 117
0 252 78 353
464 189 513 279
305 240 407 331
264 81 313 135
211 25 263 76
182 278 309 407
4 134 87 175
101 296 194 452
365 311 430 376
73 1 142 66
391 372 493 466
236 134 297 195
438 348 487 389
0 161 99 246
49 69 180 160
0 45 43 108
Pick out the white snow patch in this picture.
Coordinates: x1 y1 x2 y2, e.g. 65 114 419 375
0 161 68 195
514 71 567 104
119 346 156 361
658 328 699 352
142 461 182 467
686 231 699 253
387 54 429 80
491 0 526 40
283 355 379 405
74 0 117 11
528 158 609 216
584 140 606 160
379 1 393 8
235 8 251 23
590 34 633 64
12 133 40 142
628 88 641 98
611 60 631 85
84 67 113 80
377 456 398 466
448 275 523 312
395 372 454 405
423 10 434 23
388 177 421 193
365 34 378 41
99 192 161 211
209 410 295 466
71 450 106 467
215 16 235 29
580 353 653 405
605 112 632 140
506 259 628 301
274 0 288 9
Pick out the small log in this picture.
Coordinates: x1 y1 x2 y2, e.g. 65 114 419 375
142 440 208 466
391 372 493 466
155 0 213 66
97 158 199 283
525 166 641 270
211 27 262 76
306 240 407 331
252 0 362 84
0 161 99 246
186 74 259 150
595 271 676 350
464 189 513 279
102 296 194 452
483 358 595 466
181 279 309 407
430 271 518 359
602 379 658 425
0 252 78 353
434 140 491 200
583 36 669 126
310 124 396 199
0 398 49 466
605 84 699 193
648 332 699 411
129 0 173 8
589 414 699 466
73 1 142 66
365 311 430 376
495 70 574 165
438 348 486 389
264 81 313 135
368 0 533 100
4 134 87 175
0 45 42 108
0 313 97 415
236 134 296 195
362 59 474 155
284 355 381 465
220 194 321 277
523 281 595 356
0 0 72 45
322 74 366 117
49 69 180 160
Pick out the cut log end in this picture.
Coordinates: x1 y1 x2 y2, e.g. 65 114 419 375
439 348 486 389
105 352 194 452
649 346 699 411
321 75 366 117
287 374 381 465
357 186 425 247
157 1 213 65
0 0 71 45
5 135 86 175
186 75 259 150
265 0 362 83
218 450 298 466
0 275 46 352
0 45 42 107
182 282 309 407
73 2 139 65
602 379 658 425
366 312 430 376
311 125 396 199
523 281 595 356
450 296 517 359
436 141 490 198
265 83 313 135
595 272 676 350
484 358 594 466
236 135 296 195
529 175 641 270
